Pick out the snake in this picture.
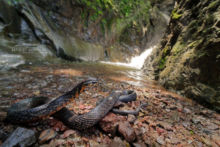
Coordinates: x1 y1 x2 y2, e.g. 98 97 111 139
4 79 97 124
5 80 146 130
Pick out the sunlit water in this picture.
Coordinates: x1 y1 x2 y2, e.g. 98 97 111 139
101 46 156 69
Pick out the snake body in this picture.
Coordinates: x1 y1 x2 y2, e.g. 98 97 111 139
4 79 97 124
5 80 142 130
54 91 123 130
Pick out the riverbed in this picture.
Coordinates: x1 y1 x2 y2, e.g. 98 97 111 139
0 61 219 146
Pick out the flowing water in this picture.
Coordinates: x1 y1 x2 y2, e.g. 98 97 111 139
101 46 156 69
0 21 161 94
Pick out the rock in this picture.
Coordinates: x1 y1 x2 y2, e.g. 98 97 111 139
118 122 136 142
206 122 219 130
0 129 8 141
0 112 7 121
89 140 100 147
0 52 25 71
1 127 36 147
109 137 129 147
61 130 76 138
181 121 188 127
156 136 165 145
157 121 173 131
127 114 136 123
169 105 177 110
169 137 180 144
143 0 220 111
99 113 126 135
212 135 220 146
40 139 65 147
183 107 191 114
201 137 212 146
39 129 57 144
191 118 200 124
133 142 146 147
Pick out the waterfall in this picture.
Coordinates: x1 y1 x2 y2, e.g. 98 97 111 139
101 46 156 69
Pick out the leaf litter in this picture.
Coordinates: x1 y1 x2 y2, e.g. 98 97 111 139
0 64 219 146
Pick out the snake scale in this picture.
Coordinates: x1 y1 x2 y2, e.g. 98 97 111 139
5 79 144 130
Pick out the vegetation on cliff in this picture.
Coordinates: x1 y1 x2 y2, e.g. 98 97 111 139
144 0 220 111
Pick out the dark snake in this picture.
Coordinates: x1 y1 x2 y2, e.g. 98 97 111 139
4 79 146 130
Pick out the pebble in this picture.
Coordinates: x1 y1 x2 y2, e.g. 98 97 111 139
39 129 57 144
109 137 129 147
133 142 146 147
183 107 191 113
206 122 219 130
157 121 173 131
127 114 136 123
0 112 7 121
118 121 136 142
61 129 76 138
1 127 36 147
99 113 126 135
156 136 165 145
201 137 212 146
212 135 220 146
191 118 200 124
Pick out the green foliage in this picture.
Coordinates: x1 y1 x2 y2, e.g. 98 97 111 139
77 0 151 32
159 57 166 70
171 9 182 20
172 12 182 19
6 0 26 5
207 0 219 10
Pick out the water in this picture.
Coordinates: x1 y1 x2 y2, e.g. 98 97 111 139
101 46 156 69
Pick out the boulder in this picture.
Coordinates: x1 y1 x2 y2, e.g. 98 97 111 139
1 127 36 147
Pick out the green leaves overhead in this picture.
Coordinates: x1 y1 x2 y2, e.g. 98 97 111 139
77 0 151 20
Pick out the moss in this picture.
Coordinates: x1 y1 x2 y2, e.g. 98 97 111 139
162 46 170 57
172 12 182 19
159 57 166 70
171 41 186 56
207 0 219 10
171 9 182 20
188 41 197 48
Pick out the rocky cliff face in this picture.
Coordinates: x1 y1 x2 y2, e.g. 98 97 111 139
144 0 220 111
1 0 173 62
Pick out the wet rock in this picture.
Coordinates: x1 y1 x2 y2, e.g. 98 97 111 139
0 52 25 71
1 127 36 147
109 137 129 147
118 121 136 142
39 129 57 144
99 113 126 135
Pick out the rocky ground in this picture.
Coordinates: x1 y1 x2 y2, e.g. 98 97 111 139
0 64 219 147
